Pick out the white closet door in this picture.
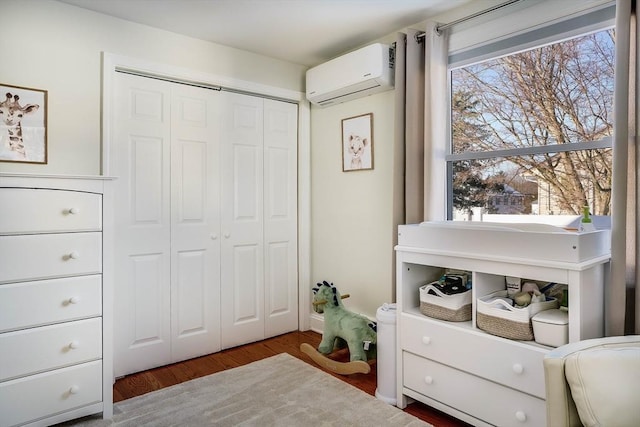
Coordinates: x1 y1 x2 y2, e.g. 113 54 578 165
112 73 172 377
220 92 265 349
263 99 298 337
112 74 221 377
170 84 221 361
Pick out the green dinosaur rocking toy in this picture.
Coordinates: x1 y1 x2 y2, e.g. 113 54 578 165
300 281 377 375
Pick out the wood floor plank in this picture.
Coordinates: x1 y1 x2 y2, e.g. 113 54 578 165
112 331 471 427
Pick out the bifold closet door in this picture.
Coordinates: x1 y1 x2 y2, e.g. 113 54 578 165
220 93 298 349
263 99 298 338
112 73 221 377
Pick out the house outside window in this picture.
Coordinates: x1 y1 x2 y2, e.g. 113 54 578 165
447 6 614 223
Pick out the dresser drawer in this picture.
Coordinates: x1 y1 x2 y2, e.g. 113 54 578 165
401 313 548 398
403 352 546 427
0 188 101 235
0 361 102 427
0 275 102 333
0 318 102 381
0 232 102 283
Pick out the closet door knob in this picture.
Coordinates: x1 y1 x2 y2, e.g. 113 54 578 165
68 251 80 260
424 376 433 385
69 341 80 350
224 233 231 239
210 234 218 240
515 411 527 422
422 336 431 345
69 385 80 395
512 363 524 374
68 207 80 215
68 296 80 304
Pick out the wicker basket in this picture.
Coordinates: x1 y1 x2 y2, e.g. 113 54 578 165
419 282 472 322
476 290 559 341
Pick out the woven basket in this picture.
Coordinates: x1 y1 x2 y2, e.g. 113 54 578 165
419 282 472 322
476 290 558 341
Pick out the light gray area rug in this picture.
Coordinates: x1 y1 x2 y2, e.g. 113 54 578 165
66 353 430 426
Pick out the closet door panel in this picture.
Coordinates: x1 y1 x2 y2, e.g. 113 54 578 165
112 73 172 377
221 92 265 349
264 100 299 336
170 87 221 361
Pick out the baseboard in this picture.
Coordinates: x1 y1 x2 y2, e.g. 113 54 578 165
309 312 324 334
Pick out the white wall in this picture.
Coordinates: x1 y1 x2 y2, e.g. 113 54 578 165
0 0 306 176
310 89 397 319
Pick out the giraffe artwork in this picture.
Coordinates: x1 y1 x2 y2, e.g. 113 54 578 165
0 84 47 163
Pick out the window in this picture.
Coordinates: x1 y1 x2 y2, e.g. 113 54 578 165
447 9 614 222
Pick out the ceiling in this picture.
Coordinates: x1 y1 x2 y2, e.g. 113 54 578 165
57 0 471 66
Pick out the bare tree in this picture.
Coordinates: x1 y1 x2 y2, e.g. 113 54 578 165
452 31 613 215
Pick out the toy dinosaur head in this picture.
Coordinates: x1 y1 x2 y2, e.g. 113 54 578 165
311 281 342 314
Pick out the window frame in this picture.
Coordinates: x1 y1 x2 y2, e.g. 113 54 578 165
444 5 615 220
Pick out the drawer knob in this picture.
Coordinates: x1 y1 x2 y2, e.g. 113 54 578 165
69 385 80 395
224 233 231 239
68 207 80 215
422 336 431 345
68 296 80 304
515 411 527 422
424 376 433 385
69 251 80 260
210 234 218 240
69 341 80 350
512 363 524 374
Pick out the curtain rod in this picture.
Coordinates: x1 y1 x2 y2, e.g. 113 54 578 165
416 0 523 41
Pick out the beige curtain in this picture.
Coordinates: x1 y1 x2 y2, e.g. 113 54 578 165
395 29 425 225
423 22 449 221
395 24 449 225
611 0 639 335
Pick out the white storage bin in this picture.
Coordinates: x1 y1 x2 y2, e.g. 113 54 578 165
419 282 471 322
477 290 559 341
532 308 568 347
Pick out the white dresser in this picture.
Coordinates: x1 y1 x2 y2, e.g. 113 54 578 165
395 222 610 427
0 174 113 427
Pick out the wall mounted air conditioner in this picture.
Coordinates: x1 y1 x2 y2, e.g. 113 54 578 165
306 43 395 107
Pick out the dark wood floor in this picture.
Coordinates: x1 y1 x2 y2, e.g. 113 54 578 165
114 330 471 427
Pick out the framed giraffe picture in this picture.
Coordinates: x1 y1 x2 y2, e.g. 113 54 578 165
0 83 48 164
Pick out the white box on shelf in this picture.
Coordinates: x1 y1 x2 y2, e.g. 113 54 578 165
532 308 569 347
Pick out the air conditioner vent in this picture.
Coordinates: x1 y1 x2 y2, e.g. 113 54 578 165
306 43 395 107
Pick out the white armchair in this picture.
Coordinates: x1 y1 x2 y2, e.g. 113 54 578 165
543 335 640 427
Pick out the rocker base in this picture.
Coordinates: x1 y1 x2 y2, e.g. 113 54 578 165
300 343 371 375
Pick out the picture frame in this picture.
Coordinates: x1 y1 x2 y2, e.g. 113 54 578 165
0 83 48 164
342 113 373 172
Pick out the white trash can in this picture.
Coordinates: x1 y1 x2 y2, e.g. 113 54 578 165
375 303 397 405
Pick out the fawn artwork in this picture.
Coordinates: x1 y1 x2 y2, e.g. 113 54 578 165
342 113 373 172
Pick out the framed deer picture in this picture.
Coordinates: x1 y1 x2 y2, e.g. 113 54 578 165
342 113 373 172
0 83 48 164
